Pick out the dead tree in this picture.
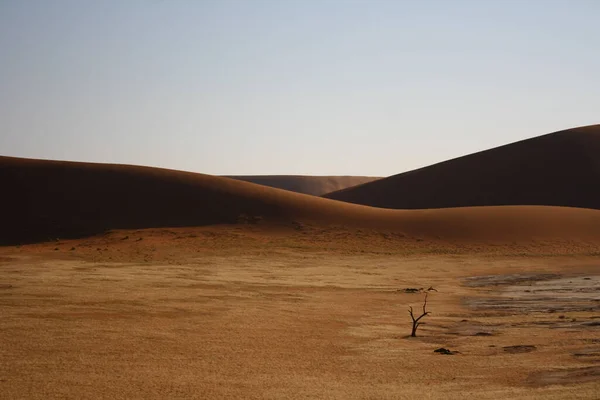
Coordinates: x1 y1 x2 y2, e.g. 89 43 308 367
408 293 430 337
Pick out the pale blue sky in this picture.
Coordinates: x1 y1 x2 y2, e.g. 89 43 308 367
1 0 599 176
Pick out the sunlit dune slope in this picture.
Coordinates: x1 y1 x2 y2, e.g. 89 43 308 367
324 125 600 210
2 156 600 245
226 175 380 196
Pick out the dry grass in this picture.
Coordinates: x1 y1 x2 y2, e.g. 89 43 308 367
1 227 599 399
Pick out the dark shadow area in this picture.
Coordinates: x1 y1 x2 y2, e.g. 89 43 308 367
1 157 283 245
325 125 600 210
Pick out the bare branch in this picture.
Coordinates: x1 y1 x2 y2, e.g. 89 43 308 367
408 293 431 337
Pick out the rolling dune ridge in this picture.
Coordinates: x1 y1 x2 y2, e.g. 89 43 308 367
227 175 381 196
325 125 600 210
3 154 600 248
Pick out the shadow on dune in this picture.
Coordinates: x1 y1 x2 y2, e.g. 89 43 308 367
4 125 600 249
227 175 381 196
1 157 291 245
325 125 600 210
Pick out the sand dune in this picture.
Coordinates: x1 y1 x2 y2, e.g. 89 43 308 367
3 155 600 246
226 175 380 196
324 125 600 210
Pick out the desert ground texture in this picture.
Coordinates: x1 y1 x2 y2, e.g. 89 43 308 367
1 226 599 400
2 126 600 399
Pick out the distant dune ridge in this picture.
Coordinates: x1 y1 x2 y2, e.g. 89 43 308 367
3 147 600 246
324 124 600 210
226 175 380 196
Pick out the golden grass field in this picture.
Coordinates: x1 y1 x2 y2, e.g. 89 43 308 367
2 226 599 399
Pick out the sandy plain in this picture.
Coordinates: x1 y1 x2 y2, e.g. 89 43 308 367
1 225 599 399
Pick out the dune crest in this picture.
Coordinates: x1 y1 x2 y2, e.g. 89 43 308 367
324 125 600 210
3 155 600 246
226 175 380 196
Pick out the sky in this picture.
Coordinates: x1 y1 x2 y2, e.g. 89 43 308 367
1 0 599 176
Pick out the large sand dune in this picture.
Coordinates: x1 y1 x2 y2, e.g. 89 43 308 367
226 175 380 196
324 125 600 210
3 155 600 246
3 148 600 400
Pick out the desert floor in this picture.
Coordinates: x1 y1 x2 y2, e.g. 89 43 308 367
1 225 599 399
